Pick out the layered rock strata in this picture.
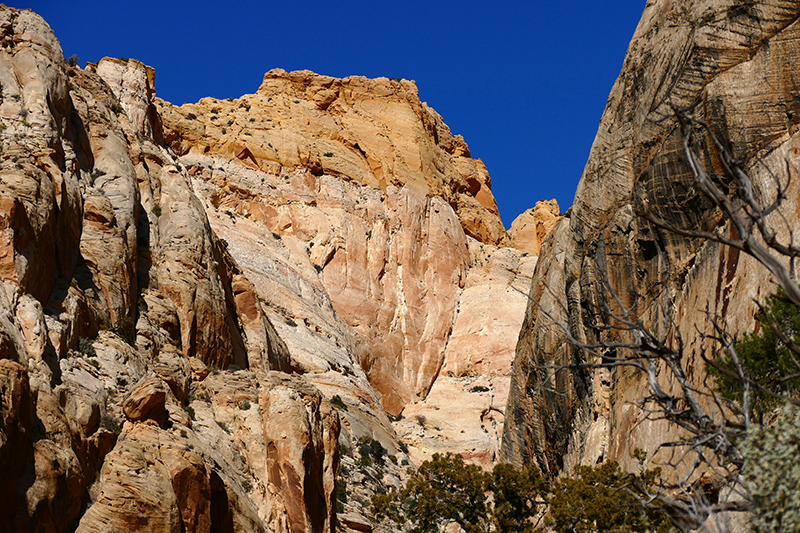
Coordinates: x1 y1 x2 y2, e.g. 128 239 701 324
502 0 800 484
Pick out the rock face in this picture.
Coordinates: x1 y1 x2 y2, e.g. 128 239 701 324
507 199 561 255
0 7 336 532
159 68 506 246
0 5 542 533
502 0 800 482
157 69 537 455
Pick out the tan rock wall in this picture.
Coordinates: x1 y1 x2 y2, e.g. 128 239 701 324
502 0 800 481
157 68 507 245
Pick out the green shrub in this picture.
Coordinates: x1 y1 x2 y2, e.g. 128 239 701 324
708 290 800 413
67 54 79 67
153 204 162 217
185 406 195 420
331 394 348 410
336 478 347 503
373 453 674 533
78 337 96 356
548 460 673 533
110 103 123 115
238 400 251 410
742 405 800 533
373 453 489 533
100 415 121 435
357 437 387 466
114 316 136 347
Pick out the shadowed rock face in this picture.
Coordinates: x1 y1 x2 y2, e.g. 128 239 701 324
502 0 800 479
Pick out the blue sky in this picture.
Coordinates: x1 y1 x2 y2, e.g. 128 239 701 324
26 1 644 228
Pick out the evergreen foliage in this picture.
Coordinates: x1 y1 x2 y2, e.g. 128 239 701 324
488 462 548 533
742 405 800 533
372 453 490 533
357 437 387 467
371 453 675 533
708 290 800 413
548 460 674 533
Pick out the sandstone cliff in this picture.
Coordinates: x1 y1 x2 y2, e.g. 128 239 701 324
502 0 800 484
156 69 540 470
0 6 547 532
0 8 340 532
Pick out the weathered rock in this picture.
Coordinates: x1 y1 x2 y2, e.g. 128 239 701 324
94 57 163 141
0 359 33 529
0 5 552 533
157 69 507 245
502 0 800 485
77 422 217 533
260 373 340 533
507 199 561 255
123 375 168 425
394 239 536 468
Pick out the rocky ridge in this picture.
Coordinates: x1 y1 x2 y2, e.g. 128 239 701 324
0 6 555 533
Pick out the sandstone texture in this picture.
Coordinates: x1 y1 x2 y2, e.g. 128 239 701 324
0 6 540 533
502 0 800 487
157 69 538 467
506 199 561 255
0 7 334 532
157 68 506 245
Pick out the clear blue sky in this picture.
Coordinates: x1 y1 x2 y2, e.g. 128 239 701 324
25 1 644 228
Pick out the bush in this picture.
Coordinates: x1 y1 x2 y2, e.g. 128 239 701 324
742 405 800 533
153 204 162 217
331 394 348 411
114 316 136 346
357 437 387 467
708 290 800 413
373 453 489 533
548 460 673 533
100 415 121 435
238 400 251 410
67 54 79 67
78 337 96 357
336 478 347 503
110 103 123 115
374 453 674 533
185 406 195 420
489 463 548 533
